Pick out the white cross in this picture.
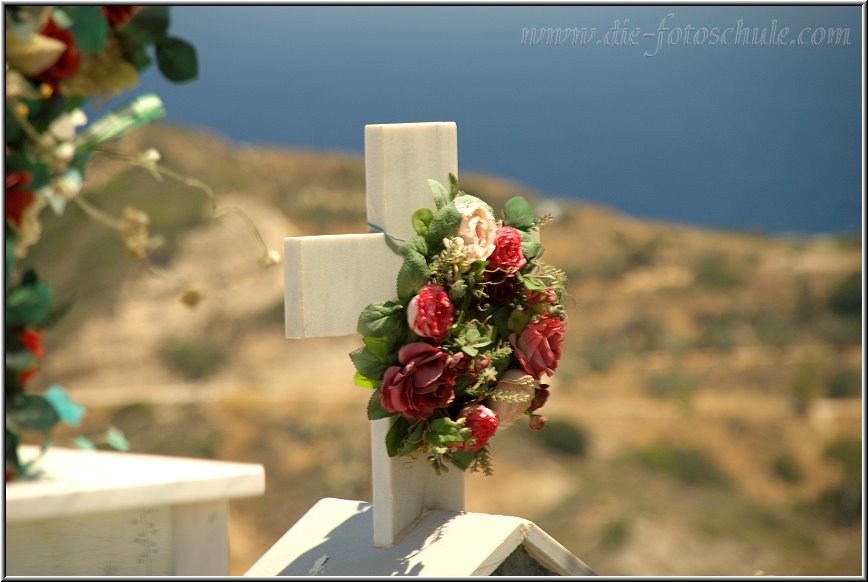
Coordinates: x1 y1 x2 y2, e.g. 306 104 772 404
283 122 464 548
